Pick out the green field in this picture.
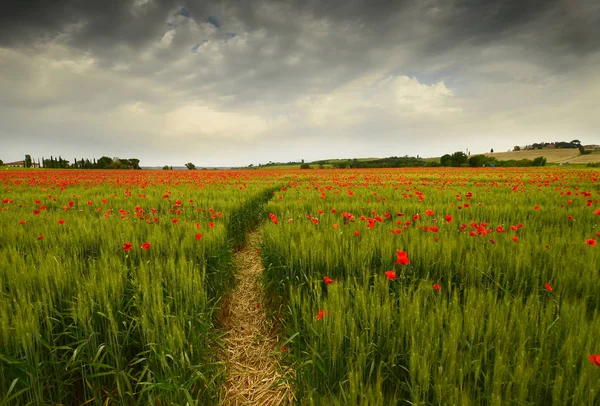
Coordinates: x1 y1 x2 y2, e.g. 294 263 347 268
1 168 599 405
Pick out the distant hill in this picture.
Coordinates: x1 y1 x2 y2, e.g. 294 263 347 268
483 149 600 164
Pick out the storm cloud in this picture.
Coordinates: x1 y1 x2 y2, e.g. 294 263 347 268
1 0 598 166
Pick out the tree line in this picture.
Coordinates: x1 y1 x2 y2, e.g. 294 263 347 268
440 152 547 167
17 155 142 169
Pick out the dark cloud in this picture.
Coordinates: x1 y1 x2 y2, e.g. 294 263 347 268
2 0 597 53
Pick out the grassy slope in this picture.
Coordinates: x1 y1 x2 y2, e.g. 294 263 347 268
484 149 600 163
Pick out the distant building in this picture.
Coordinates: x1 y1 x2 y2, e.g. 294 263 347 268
4 160 40 168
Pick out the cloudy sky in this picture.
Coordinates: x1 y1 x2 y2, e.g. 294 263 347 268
1 0 599 167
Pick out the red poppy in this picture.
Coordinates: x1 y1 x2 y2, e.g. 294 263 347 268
256 303 260 308
195 233 202 241
586 239 597 247
68 201 74 207
396 250 409 265
323 276 333 285
123 242 133 251
445 215 452 223
544 283 553 292
281 345 286 352
595 209 600 215
433 283 441 291
385 270 397 280
58 219 64 224
87 200 93 206
141 242 151 250
425 209 434 216
354 230 360 236
512 236 519 242
510 225 518 231
19 220 25 225
208 222 215 228
534 206 540 210
33 209 40 215
589 354 600 366
172 218 179 224
316 309 326 320
38 235 44 240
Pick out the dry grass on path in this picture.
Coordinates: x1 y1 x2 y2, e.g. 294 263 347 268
219 232 294 406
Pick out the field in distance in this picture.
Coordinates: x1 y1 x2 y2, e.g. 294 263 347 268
484 148 600 163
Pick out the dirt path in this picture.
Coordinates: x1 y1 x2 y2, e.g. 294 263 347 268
220 231 294 405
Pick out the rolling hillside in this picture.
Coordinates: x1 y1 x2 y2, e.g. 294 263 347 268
484 149 600 164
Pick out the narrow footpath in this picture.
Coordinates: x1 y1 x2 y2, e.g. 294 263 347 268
220 231 294 405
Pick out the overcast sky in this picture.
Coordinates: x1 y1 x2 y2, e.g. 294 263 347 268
1 0 599 167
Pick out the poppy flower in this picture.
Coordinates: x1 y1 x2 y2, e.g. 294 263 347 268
123 242 133 251
58 219 64 224
33 210 40 215
512 236 519 242
323 276 333 285
595 209 600 215
256 303 260 308
87 200 93 206
534 206 540 210
544 283 553 292
208 222 215 228
172 218 179 224
445 215 452 223
586 239 597 247
589 354 600 366
316 309 326 320
195 233 202 241
19 220 25 225
38 235 44 240
141 242 151 250
425 210 434 216
396 250 409 265
433 283 441 291
385 270 397 280
354 230 360 236
281 345 286 352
